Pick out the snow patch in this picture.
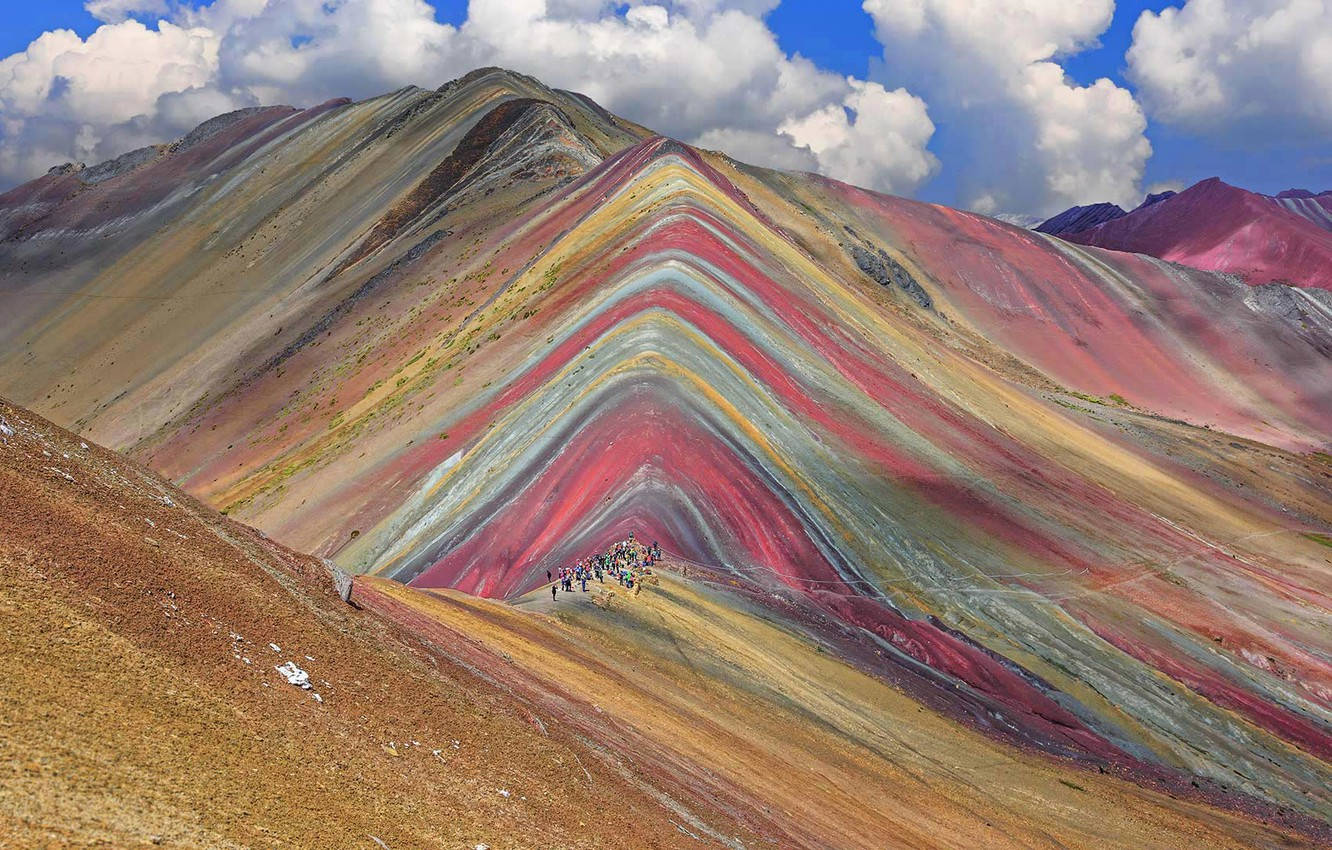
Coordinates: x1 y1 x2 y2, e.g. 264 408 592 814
275 661 311 689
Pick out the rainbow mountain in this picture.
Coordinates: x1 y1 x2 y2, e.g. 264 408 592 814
2 67 1331 846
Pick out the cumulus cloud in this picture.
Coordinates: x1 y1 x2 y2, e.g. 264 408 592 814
85 0 170 24
693 127 819 172
0 18 221 183
1127 0 1332 140
780 79 938 194
862 0 1151 216
454 1 937 191
0 0 939 197
201 0 461 106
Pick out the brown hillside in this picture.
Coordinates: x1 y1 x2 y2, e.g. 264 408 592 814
0 398 743 849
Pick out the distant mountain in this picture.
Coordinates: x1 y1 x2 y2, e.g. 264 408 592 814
1034 201 1126 235
1039 179 1332 289
1273 187 1332 231
1034 192 1174 236
1137 189 1176 209
992 211 1044 229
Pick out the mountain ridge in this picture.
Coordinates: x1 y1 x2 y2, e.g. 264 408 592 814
1039 177 1332 289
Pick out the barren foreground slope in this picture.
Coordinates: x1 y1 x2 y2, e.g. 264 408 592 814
0 399 744 849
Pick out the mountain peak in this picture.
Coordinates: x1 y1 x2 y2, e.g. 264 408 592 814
438 65 544 96
1135 189 1176 210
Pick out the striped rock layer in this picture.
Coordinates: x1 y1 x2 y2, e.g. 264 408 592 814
1 68 1331 838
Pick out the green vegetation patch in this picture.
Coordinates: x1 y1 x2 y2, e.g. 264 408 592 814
1304 532 1332 549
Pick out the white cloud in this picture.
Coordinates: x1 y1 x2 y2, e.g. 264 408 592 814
1127 0 1332 139
780 79 938 194
693 127 819 173
458 3 938 193
696 79 942 196
85 0 170 24
0 22 217 123
0 18 222 181
461 4 821 143
1146 179 1185 195
203 0 461 105
862 0 1151 215
0 0 938 196
1020 63 1150 210
866 0 1114 68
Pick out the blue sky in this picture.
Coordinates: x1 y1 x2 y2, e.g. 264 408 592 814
1 1 93 58
2 1 1327 211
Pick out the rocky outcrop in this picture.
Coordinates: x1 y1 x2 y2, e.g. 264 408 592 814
79 145 164 184
850 243 934 310
171 106 274 154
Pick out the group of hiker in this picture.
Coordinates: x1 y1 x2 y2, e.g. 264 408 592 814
548 532 663 601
